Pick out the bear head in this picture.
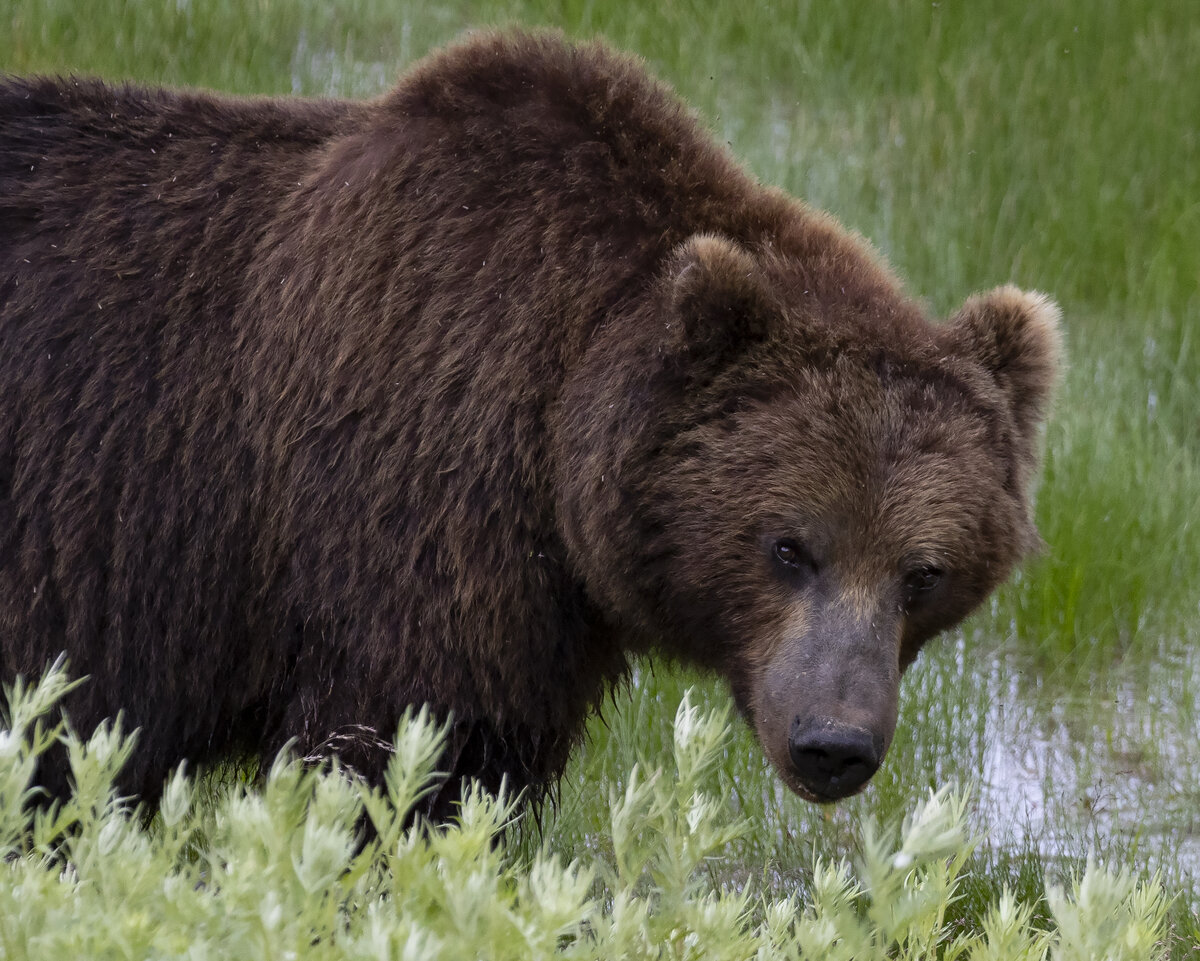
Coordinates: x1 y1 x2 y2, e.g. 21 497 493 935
557 231 1062 803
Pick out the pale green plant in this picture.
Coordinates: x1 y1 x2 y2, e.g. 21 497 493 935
0 665 1178 960
968 892 1053 961
1047 864 1170 961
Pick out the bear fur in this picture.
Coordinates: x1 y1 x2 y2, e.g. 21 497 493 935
0 30 1061 813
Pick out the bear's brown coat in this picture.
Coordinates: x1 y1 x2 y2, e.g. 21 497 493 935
0 31 1060 812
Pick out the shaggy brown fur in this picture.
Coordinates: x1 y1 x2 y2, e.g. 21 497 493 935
0 30 1061 812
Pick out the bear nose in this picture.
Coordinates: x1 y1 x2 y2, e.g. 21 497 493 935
788 717 881 800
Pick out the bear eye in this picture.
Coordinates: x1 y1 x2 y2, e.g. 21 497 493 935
773 538 814 572
903 566 943 603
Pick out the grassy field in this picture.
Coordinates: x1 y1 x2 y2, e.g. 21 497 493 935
4 0 1199 954
0 666 1175 959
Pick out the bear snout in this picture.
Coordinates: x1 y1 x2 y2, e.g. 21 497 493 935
787 716 883 801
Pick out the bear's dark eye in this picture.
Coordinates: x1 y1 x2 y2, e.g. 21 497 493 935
773 539 815 573
903 566 943 604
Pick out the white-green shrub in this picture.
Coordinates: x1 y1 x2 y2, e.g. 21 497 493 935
0 663 1172 960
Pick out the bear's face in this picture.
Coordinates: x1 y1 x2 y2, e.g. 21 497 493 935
643 364 1037 801
624 236 1062 803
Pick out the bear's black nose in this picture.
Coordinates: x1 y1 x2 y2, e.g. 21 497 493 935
788 717 881 800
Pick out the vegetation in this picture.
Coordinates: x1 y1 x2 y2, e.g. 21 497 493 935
2 0 1197 954
0 665 1177 959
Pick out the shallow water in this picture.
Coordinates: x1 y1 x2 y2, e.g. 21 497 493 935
976 636 1200 879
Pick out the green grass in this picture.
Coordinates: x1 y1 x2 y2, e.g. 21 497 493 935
3 0 1199 954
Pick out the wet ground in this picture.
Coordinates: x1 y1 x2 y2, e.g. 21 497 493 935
976 634 1200 879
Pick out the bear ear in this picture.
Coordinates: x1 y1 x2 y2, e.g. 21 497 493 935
667 233 779 359
948 284 1064 460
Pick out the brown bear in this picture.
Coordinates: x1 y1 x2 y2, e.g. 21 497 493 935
0 30 1060 815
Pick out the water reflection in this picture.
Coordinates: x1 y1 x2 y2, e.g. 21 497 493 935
976 635 1200 878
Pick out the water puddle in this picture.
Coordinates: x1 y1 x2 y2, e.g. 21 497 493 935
977 638 1200 878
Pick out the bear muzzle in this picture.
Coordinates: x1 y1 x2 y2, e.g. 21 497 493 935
752 598 901 803
787 716 883 801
